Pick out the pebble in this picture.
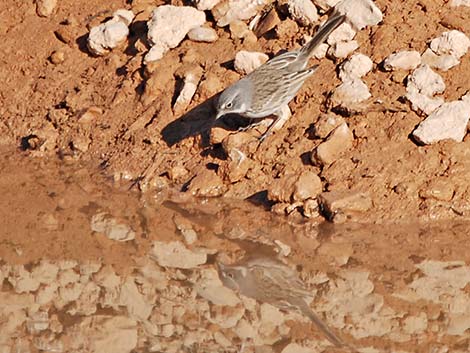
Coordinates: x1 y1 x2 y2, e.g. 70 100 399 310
36 0 57 17
50 50 66 64
187 26 219 43
318 190 373 222
186 168 227 197
412 94 470 144
90 212 136 242
312 122 353 166
406 65 445 114
406 87 444 115
252 8 280 37
335 0 383 30
173 214 198 245
327 23 356 45
173 70 202 114
328 40 359 59
150 241 207 269
287 0 319 26
220 147 251 183
383 50 421 71
339 53 373 81
330 77 371 108
87 10 135 56
229 20 251 39
234 50 269 75
419 178 455 202
293 171 323 202
145 6 206 63
194 0 221 10
313 113 346 139
211 0 271 27
421 48 460 71
430 30 470 59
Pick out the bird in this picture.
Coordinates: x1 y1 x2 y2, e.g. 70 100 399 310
215 10 346 142
217 256 346 348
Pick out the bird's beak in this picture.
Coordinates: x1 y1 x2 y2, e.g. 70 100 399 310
215 110 225 120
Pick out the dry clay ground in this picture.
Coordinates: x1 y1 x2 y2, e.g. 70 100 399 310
1 0 470 223
1 0 470 352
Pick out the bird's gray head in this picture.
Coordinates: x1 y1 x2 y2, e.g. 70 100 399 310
215 81 250 120
217 262 247 292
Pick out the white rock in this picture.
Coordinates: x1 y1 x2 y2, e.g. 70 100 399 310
335 0 383 30
8 266 41 293
421 48 460 71
406 87 444 115
87 10 135 56
188 27 219 42
327 22 356 45
288 0 319 26
339 53 373 80
403 313 428 334
31 261 59 285
311 42 329 59
412 95 470 144
195 0 221 10
407 65 445 97
451 0 470 5
383 50 421 71
234 50 269 75
113 9 135 26
173 71 202 115
430 30 470 59
146 6 206 63
119 277 153 320
150 241 207 269
331 77 371 106
91 212 136 242
36 0 57 17
212 0 271 27
328 40 359 59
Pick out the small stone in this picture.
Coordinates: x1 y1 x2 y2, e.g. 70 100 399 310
90 212 136 242
383 50 421 71
293 171 323 202
220 147 251 183
253 8 280 37
229 20 251 39
312 122 353 166
27 311 49 334
87 10 134 56
327 23 356 45
36 0 57 17
145 6 206 63
287 0 319 26
39 212 59 231
79 106 102 124
188 27 218 42
186 168 227 197
314 113 345 138
421 48 460 72
119 277 153 320
211 0 271 27
328 40 359 59
335 0 383 30
310 42 329 59
412 95 470 144
339 53 373 80
50 50 65 64
330 78 371 108
150 241 207 269
234 50 269 75
194 0 221 10
406 86 444 115
173 70 203 114
407 65 445 97
8 266 41 293
430 30 470 59
318 190 372 222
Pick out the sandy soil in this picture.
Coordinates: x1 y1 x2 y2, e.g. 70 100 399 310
1 0 470 352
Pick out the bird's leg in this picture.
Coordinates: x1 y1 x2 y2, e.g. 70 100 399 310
258 105 291 142
237 118 264 132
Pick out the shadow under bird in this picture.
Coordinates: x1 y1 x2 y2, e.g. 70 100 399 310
215 11 346 141
217 256 346 348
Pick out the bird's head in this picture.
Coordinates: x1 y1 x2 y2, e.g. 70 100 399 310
215 82 250 120
216 262 247 291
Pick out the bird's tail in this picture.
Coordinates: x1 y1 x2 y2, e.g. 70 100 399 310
294 298 345 347
298 10 346 62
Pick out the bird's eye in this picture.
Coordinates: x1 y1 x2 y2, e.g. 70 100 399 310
225 102 233 109
226 272 234 279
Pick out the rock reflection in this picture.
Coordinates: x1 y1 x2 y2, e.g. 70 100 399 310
2 152 470 352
